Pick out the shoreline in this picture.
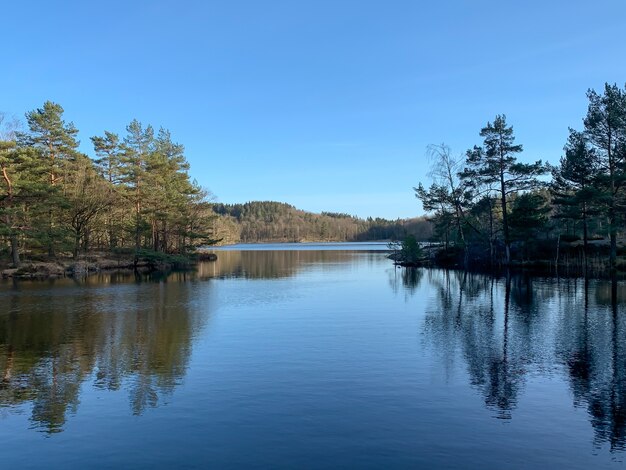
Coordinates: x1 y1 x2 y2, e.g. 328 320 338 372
390 255 626 280
1 252 218 280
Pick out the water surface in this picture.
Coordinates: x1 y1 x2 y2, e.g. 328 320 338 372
1 245 625 468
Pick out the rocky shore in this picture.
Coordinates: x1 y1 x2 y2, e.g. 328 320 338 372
1 252 218 280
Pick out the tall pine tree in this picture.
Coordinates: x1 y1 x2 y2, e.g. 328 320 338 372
582 83 626 268
463 115 545 264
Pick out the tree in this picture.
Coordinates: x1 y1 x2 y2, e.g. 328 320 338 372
0 114 21 265
91 131 123 248
18 101 79 187
0 140 19 266
508 192 550 259
463 115 546 264
582 83 626 268
64 156 116 258
91 131 122 184
415 144 477 265
121 119 154 250
17 102 80 256
551 129 601 261
146 127 192 252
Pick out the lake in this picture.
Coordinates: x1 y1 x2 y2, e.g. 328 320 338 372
1 243 625 468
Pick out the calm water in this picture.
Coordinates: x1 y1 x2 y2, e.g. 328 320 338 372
1 244 626 468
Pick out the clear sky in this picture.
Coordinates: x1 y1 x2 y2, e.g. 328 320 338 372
2 1 626 219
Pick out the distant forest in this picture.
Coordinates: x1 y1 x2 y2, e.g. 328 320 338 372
415 82 626 272
211 201 432 244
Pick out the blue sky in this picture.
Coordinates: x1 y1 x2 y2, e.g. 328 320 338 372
3 1 626 218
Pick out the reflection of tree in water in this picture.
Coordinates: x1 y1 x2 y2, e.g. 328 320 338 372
423 269 626 449
0 278 207 433
424 271 554 419
556 276 626 452
0 249 385 433
425 272 515 418
387 267 424 296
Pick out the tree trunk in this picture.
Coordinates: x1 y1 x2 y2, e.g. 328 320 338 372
608 131 616 269
500 175 510 265
488 198 495 266
10 233 20 267
582 203 588 268
2 165 20 267
609 207 617 269
135 199 141 250
151 219 158 251
73 229 81 259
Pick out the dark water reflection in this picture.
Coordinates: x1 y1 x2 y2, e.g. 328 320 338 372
0 279 207 433
414 269 626 452
1 249 626 468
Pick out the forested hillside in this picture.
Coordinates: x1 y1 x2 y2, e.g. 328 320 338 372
211 201 432 244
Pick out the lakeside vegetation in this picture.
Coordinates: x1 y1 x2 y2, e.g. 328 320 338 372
0 101 217 273
5 83 626 278
407 83 626 274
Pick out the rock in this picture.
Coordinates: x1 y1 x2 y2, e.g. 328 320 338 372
1 269 18 278
69 261 98 275
6 263 66 278
197 252 217 261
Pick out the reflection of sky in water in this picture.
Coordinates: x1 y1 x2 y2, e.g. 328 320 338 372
0 250 625 468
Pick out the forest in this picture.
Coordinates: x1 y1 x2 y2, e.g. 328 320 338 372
414 82 626 273
211 201 432 244
0 101 216 269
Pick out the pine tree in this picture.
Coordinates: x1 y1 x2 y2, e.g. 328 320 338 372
582 83 626 268
551 129 601 260
508 192 550 259
91 131 123 248
19 101 79 187
0 140 19 265
17 102 79 256
462 115 545 264
91 131 122 184
121 119 154 250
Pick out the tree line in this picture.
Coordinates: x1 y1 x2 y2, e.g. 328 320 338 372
0 101 216 267
415 83 626 271
211 201 432 244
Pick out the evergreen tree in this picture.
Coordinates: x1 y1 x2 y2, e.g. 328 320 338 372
0 140 19 265
508 192 550 259
551 129 601 260
18 101 79 187
17 102 79 256
91 131 122 184
91 131 123 248
582 83 626 268
462 115 545 264
121 119 154 250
